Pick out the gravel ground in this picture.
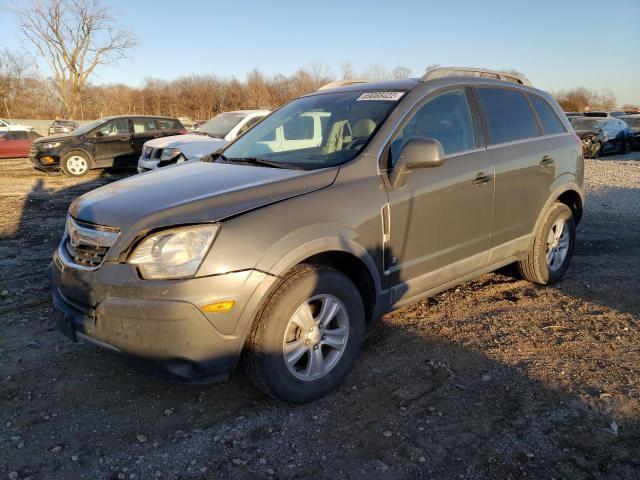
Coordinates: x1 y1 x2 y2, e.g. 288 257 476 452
1 155 639 479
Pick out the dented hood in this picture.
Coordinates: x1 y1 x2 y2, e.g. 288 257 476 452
69 162 337 240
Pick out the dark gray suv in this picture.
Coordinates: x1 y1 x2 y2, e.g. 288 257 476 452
50 68 584 403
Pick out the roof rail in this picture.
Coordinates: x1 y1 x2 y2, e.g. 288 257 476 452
316 79 371 91
421 67 531 86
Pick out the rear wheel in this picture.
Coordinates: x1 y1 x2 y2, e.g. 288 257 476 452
61 151 91 177
518 203 575 285
243 264 365 403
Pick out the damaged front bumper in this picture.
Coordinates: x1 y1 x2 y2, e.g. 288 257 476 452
49 250 273 380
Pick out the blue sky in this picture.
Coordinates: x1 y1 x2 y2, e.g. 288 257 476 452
1 0 639 104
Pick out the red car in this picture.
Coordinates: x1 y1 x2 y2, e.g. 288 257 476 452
0 130 42 158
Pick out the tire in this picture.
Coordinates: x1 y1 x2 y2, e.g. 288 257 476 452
518 202 575 285
61 151 91 177
243 264 365 404
624 138 632 154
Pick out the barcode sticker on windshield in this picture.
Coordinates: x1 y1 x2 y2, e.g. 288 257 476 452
356 92 405 101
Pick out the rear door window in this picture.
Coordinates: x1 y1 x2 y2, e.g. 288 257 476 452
13 131 29 140
133 118 158 134
157 119 178 130
530 95 566 135
477 88 539 144
237 116 264 135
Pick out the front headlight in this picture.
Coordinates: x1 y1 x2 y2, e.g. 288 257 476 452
160 148 181 161
40 142 61 150
128 224 219 279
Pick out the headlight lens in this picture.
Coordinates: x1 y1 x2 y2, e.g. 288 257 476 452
160 148 181 161
128 225 219 279
40 142 61 150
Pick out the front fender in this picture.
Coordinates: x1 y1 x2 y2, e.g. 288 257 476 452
257 226 383 296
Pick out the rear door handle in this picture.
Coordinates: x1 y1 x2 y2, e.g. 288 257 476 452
472 173 492 185
540 155 555 166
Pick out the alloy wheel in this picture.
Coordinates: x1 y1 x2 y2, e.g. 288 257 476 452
546 219 569 271
66 155 88 175
283 294 349 381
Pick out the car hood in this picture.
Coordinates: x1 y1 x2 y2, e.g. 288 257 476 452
69 161 338 246
144 133 228 158
35 133 76 143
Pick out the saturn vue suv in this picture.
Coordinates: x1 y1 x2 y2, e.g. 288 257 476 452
50 68 584 403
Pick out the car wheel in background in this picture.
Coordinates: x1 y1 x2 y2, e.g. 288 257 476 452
623 138 631 154
518 202 575 285
61 151 91 177
243 264 365 404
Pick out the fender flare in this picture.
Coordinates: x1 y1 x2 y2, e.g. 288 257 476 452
257 227 384 297
531 180 583 240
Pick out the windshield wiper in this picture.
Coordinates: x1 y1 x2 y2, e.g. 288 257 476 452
219 155 302 170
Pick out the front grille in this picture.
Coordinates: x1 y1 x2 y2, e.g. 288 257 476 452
29 145 38 157
65 242 109 268
59 216 119 270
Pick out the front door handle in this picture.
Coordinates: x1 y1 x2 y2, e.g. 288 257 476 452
540 155 555 166
472 173 492 185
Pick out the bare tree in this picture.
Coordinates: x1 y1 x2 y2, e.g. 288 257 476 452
392 66 412 79
362 64 389 80
15 0 137 118
340 61 356 80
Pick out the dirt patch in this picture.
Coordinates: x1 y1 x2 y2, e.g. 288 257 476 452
1 157 639 479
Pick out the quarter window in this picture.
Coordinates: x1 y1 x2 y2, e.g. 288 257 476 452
530 95 566 135
477 88 538 144
391 89 475 165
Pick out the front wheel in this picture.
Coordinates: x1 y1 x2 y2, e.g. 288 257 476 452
243 264 365 403
518 202 575 285
61 151 91 177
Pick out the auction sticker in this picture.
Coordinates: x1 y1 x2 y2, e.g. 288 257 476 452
356 91 405 101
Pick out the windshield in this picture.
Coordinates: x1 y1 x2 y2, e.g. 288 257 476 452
69 119 102 136
570 118 604 130
222 91 403 170
197 112 248 138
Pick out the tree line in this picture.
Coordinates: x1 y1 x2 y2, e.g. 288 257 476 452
0 54 417 120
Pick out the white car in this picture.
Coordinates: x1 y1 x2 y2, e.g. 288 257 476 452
137 110 270 173
0 118 34 132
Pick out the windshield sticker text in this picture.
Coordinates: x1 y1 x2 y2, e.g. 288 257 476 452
356 92 405 101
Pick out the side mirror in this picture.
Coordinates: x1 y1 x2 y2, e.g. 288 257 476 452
388 137 445 188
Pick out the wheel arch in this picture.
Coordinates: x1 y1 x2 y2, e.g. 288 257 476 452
263 236 385 324
533 182 584 237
